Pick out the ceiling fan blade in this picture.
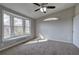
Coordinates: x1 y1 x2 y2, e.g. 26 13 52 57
35 8 40 11
33 3 40 6
41 3 48 5
46 6 55 9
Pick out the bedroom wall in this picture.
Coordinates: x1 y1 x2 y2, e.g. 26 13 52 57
73 4 79 48
36 7 75 43
0 6 3 44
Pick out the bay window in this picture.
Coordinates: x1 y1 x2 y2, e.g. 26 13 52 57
3 11 31 41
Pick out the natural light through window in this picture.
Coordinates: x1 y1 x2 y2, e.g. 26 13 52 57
25 20 31 35
14 17 23 36
3 13 11 39
43 18 59 21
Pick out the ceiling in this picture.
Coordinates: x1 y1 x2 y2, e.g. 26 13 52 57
0 3 75 19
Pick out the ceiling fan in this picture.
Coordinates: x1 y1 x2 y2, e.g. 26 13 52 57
33 3 56 13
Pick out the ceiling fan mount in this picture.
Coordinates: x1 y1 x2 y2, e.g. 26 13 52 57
33 3 56 13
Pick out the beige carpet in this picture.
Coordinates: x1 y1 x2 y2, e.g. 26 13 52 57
0 40 79 55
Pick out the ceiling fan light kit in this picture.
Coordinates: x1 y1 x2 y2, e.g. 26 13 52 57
40 7 46 13
33 3 56 13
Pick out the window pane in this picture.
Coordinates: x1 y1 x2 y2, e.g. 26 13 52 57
14 17 23 36
25 20 31 35
3 13 11 39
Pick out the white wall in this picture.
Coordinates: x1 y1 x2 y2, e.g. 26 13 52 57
36 7 74 43
73 4 79 48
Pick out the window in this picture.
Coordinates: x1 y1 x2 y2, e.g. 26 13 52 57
3 11 31 41
14 17 23 36
25 20 31 35
3 13 11 39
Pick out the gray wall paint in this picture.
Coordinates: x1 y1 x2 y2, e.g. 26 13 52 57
31 19 36 38
75 4 79 16
0 6 3 44
36 7 74 43
73 4 79 48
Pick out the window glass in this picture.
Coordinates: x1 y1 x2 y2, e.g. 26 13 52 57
3 13 11 39
14 17 23 36
25 20 31 35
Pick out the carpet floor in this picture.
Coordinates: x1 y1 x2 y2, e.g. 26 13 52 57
0 39 79 55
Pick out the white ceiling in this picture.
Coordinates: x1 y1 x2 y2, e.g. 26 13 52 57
1 3 75 19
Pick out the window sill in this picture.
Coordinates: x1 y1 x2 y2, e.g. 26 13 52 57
0 35 34 51
3 35 31 42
